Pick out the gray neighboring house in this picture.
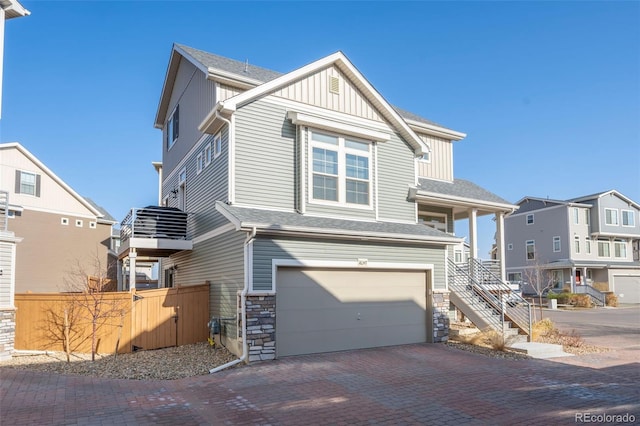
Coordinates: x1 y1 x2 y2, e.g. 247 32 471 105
504 191 640 304
119 44 519 361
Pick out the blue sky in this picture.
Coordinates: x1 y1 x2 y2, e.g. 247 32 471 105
2 0 639 257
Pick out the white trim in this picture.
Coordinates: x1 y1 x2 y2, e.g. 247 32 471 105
621 209 635 227
61 217 69 225
374 143 379 221
269 259 434 294
75 219 83 227
413 191 517 212
288 111 391 142
298 125 306 214
192 223 236 244
213 131 222 159
604 208 619 226
89 221 96 229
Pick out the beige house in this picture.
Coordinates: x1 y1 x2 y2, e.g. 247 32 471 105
0 143 117 293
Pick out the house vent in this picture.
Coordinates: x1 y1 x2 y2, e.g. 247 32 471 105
329 75 340 94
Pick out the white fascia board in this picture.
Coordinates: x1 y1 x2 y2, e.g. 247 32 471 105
404 119 467 141
287 111 391 142
414 191 517 213
127 237 193 251
0 143 103 218
2 0 30 18
214 201 242 229
206 68 264 89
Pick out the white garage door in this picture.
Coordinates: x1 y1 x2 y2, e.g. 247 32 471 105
276 268 429 357
613 276 640 304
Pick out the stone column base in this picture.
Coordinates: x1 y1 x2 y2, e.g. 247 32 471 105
432 291 450 343
0 308 16 361
245 295 276 362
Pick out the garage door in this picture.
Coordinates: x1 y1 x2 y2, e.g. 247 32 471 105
276 268 429 357
613 276 640 304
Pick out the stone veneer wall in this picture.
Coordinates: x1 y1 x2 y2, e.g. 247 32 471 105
245 295 276 362
432 291 450 343
0 308 16 361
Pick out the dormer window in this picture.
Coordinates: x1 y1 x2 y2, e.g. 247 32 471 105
309 130 371 207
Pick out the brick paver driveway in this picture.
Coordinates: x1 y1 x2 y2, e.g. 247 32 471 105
2 342 639 425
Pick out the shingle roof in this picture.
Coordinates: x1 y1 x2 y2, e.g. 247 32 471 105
417 178 514 206
177 43 445 131
84 197 117 223
217 203 460 243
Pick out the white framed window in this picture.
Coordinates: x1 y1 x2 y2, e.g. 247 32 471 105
7 210 15 219
204 143 212 166
61 217 69 225
585 209 590 226
165 105 179 150
16 170 40 197
89 221 96 229
574 236 580 254
196 152 204 174
526 214 534 225
614 240 627 258
75 219 83 227
418 150 431 163
507 243 513 251
553 236 561 252
309 130 371 207
418 211 447 233
179 168 186 184
572 208 579 225
507 272 522 283
526 240 535 260
213 132 222 158
551 270 563 290
605 208 619 226
586 238 591 254
597 240 610 257
622 210 635 227
454 250 462 263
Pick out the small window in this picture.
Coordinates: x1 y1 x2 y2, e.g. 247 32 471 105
553 236 561 252
572 208 579 225
526 214 534 225
205 143 212 166
597 240 610 257
179 168 186 184
418 151 431 163
213 133 222 158
196 152 204 174
526 240 535 260
7 210 15 218
614 240 627 258
586 238 591 254
61 218 69 225
622 210 635 227
166 105 179 150
75 219 83 227
89 221 97 229
454 250 462 263
605 208 619 226
508 272 522 283
16 170 40 197
507 243 513 251
574 236 580 254
585 209 590 226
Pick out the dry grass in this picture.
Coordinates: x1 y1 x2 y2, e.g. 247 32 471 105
457 328 512 351
605 293 618 307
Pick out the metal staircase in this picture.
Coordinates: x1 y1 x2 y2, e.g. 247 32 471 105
449 258 532 342
575 284 606 307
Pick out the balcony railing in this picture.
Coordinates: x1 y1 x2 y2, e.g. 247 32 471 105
120 206 189 244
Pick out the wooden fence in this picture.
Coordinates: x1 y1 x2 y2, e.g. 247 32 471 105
14 284 209 354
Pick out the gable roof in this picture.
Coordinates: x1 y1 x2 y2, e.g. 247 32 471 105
84 197 117 224
156 44 466 147
216 202 461 245
569 190 640 210
0 142 103 218
413 178 517 213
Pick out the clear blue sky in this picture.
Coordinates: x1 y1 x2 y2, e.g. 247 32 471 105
2 1 639 257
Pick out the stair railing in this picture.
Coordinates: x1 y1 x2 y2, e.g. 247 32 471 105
575 284 606 307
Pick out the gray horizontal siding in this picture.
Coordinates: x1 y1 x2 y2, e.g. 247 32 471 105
377 132 418 222
234 100 297 210
169 229 245 338
0 241 14 307
252 236 446 291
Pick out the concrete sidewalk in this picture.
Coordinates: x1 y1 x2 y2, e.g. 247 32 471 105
2 343 638 425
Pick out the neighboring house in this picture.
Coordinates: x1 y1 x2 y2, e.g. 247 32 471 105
504 191 640 304
0 143 117 292
119 44 518 361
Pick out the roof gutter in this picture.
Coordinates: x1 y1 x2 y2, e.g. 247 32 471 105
411 188 518 213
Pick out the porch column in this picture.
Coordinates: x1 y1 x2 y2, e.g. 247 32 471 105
571 266 577 293
117 259 123 291
129 250 137 292
468 208 478 260
582 267 588 285
496 211 506 282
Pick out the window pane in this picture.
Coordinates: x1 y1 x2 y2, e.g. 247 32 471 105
346 180 369 204
345 139 369 151
20 172 36 195
346 154 369 179
622 211 635 226
312 132 338 145
313 148 338 175
313 175 337 201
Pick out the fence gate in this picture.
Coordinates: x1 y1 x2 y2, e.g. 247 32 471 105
131 285 209 351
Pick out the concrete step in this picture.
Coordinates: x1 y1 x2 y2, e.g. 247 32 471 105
508 342 574 359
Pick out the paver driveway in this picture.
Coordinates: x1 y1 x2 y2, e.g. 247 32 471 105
2 343 638 425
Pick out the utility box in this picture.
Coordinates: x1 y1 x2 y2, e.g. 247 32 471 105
548 299 557 310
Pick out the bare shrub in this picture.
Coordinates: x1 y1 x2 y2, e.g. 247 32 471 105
605 293 618 307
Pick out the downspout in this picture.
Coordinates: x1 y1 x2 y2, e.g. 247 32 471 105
209 226 257 373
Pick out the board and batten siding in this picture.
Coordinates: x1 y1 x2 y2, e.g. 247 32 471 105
168 229 245 345
252 236 446 291
163 57 218 177
218 84 244 102
376 132 419 222
234 100 297 210
416 134 453 182
273 65 384 123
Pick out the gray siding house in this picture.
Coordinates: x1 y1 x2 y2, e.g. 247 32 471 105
504 191 640 304
119 44 520 362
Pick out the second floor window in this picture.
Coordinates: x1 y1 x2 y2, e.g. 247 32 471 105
614 240 627 258
166 105 179 150
597 240 610 257
553 236 561 252
526 240 535 260
605 208 618 226
16 170 40 197
622 210 635 227
574 236 580 254
310 131 371 207
573 208 579 224
526 214 534 225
